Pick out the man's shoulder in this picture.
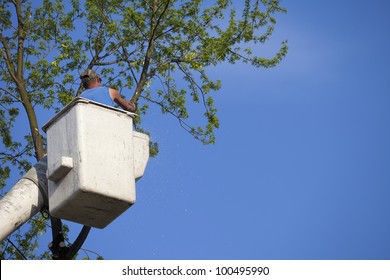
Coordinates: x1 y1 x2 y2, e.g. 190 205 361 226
82 86 108 94
89 86 109 91
80 86 114 106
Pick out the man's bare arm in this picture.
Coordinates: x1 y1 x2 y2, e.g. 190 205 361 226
109 88 137 112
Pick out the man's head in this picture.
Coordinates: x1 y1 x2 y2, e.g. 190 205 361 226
80 69 101 89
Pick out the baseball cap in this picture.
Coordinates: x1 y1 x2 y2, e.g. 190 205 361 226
80 69 98 81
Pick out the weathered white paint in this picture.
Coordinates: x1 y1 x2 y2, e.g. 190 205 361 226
0 98 150 240
0 158 47 241
47 156 73 182
133 131 150 180
42 98 150 229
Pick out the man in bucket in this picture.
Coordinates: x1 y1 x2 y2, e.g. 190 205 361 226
80 69 137 112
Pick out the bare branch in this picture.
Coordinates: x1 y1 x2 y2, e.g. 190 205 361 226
176 63 209 114
0 34 18 83
0 87 23 103
140 94 202 142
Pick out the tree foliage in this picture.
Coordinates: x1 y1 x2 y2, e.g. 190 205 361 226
0 0 287 259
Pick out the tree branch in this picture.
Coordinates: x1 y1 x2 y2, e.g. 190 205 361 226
176 62 209 114
0 34 18 83
131 0 171 103
0 87 23 103
141 94 200 141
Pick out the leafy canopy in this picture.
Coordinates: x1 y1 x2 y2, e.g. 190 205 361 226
0 0 287 259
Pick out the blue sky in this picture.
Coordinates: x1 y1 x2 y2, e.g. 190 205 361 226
75 0 390 259
4 0 390 260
